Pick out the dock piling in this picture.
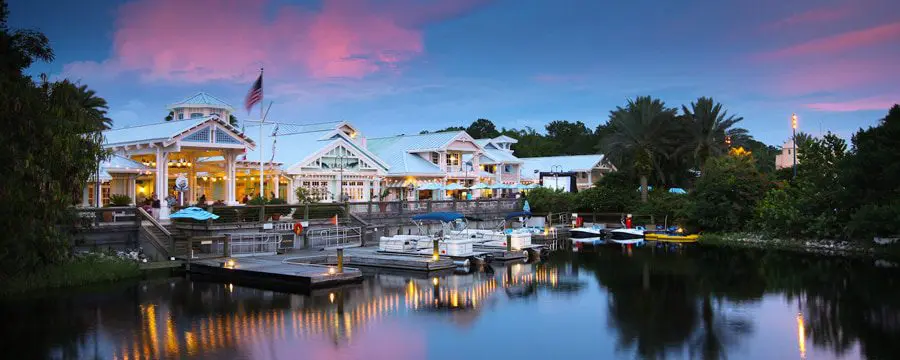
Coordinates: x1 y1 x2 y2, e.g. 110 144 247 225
337 248 344 273
433 239 440 261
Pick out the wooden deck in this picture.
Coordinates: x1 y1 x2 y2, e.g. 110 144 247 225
337 247 457 271
186 256 363 291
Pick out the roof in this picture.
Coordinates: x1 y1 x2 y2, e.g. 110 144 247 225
492 135 518 144
103 116 255 148
367 132 467 175
167 92 235 112
244 122 388 172
519 154 607 178
101 154 152 173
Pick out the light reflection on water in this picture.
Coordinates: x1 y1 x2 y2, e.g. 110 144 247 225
2 248 898 360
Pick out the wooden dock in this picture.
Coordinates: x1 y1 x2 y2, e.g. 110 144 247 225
340 247 457 271
186 257 363 291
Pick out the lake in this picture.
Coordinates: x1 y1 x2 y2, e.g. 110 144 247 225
2 247 898 359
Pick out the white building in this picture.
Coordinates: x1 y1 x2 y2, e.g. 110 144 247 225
85 92 617 216
775 139 798 170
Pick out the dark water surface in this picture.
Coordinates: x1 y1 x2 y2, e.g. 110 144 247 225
2 247 899 360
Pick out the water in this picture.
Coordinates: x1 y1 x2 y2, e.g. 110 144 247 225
2 247 898 360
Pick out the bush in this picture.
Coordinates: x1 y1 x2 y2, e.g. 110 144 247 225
577 172 638 212
526 187 575 214
2 252 140 296
108 194 132 206
687 148 768 232
634 189 689 222
845 203 900 239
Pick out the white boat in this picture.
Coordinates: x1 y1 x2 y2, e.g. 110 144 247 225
569 224 607 239
378 234 434 252
609 228 645 245
447 211 534 250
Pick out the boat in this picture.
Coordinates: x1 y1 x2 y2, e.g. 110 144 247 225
448 211 534 250
378 212 477 257
569 224 608 239
643 233 700 243
609 228 645 245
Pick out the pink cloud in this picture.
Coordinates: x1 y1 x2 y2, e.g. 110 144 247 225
757 21 900 60
64 0 491 83
806 95 900 112
772 57 897 96
762 4 854 31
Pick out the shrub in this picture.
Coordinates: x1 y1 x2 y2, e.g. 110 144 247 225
687 149 768 232
108 194 132 206
526 187 575 214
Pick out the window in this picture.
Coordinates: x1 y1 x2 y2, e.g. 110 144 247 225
178 113 184 120
431 152 440 164
504 164 512 173
190 113 204 119
446 152 460 167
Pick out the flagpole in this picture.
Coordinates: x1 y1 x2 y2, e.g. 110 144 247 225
258 67 264 199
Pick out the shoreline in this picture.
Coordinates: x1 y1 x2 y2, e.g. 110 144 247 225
699 232 900 261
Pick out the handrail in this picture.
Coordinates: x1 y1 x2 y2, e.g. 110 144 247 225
137 207 172 237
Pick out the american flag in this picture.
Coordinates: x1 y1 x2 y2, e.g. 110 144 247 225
244 72 263 113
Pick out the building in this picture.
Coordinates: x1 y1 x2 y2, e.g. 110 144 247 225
518 154 615 191
775 139 798 170
85 92 616 216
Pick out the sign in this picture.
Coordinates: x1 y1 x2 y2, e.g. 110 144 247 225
175 175 189 192
293 222 304 235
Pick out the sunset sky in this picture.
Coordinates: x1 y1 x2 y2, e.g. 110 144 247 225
9 0 900 145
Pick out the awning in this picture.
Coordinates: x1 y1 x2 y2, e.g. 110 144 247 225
468 183 489 190
411 212 465 222
444 183 466 191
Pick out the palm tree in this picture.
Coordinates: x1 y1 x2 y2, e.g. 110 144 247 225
229 114 239 127
165 111 173 121
680 97 745 167
601 96 677 202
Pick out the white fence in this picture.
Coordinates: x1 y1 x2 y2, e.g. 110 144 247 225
308 226 362 250
226 233 280 257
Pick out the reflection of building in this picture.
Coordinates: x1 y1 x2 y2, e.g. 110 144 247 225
775 139 798 170
104 264 570 359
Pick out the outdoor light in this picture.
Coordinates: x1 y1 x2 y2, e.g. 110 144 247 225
169 256 175 261
328 267 336 274
223 258 236 269
329 292 335 303
791 113 798 129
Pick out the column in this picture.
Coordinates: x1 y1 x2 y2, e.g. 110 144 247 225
373 178 381 201
273 174 280 198
188 155 197 203
128 175 136 205
82 185 89 207
287 176 296 204
225 150 237 205
155 149 170 219
587 171 592 188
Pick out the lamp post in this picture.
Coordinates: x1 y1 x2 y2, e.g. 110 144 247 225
791 113 798 179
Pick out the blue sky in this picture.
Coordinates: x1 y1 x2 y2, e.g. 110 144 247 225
8 0 900 145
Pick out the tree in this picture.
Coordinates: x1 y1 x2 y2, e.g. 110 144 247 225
0 1 109 276
228 114 238 127
545 120 595 155
466 118 500 139
165 111 173 121
688 148 768 232
601 96 678 202
680 97 745 168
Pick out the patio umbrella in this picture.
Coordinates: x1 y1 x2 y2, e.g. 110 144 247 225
636 186 654 192
526 183 540 189
523 200 531 212
489 183 508 189
418 183 444 190
468 183 489 190
513 183 528 190
668 188 687 194
170 207 220 220
445 183 466 191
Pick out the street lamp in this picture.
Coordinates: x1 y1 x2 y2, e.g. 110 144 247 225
791 113 798 179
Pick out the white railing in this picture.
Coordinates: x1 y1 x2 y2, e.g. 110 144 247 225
309 226 362 249
227 233 279 257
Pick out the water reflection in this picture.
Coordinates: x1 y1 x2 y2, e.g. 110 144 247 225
1 248 898 359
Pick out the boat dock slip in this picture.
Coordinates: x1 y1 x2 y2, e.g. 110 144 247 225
340 247 457 271
187 257 363 290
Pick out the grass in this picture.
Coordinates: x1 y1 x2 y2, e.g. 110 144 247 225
700 232 900 259
1 253 141 297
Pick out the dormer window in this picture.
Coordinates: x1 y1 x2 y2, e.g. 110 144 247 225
190 113 204 119
431 152 439 164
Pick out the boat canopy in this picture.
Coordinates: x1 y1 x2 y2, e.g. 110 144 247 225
505 211 532 219
411 212 465 222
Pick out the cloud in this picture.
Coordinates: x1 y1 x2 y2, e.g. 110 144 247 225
63 0 491 83
761 4 855 31
805 95 900 112
771 57 897 96
756 21 900 60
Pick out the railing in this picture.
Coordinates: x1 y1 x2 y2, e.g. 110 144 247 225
136 207 172 258
308 226 362 249
72 206 141 229
226 233 279 257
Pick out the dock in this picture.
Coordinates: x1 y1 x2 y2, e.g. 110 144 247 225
339 247 457 271
187 256 363 290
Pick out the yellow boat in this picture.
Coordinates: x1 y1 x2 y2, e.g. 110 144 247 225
644 233 700 243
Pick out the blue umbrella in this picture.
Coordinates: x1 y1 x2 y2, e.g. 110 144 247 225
170 207 220 220
668 188 687 194
523 200 531 212
636 186 654 192
445 183 466 191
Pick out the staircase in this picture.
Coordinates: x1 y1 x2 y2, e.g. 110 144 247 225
136 208 174 260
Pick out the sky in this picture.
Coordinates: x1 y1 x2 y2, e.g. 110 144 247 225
8 0 900 145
